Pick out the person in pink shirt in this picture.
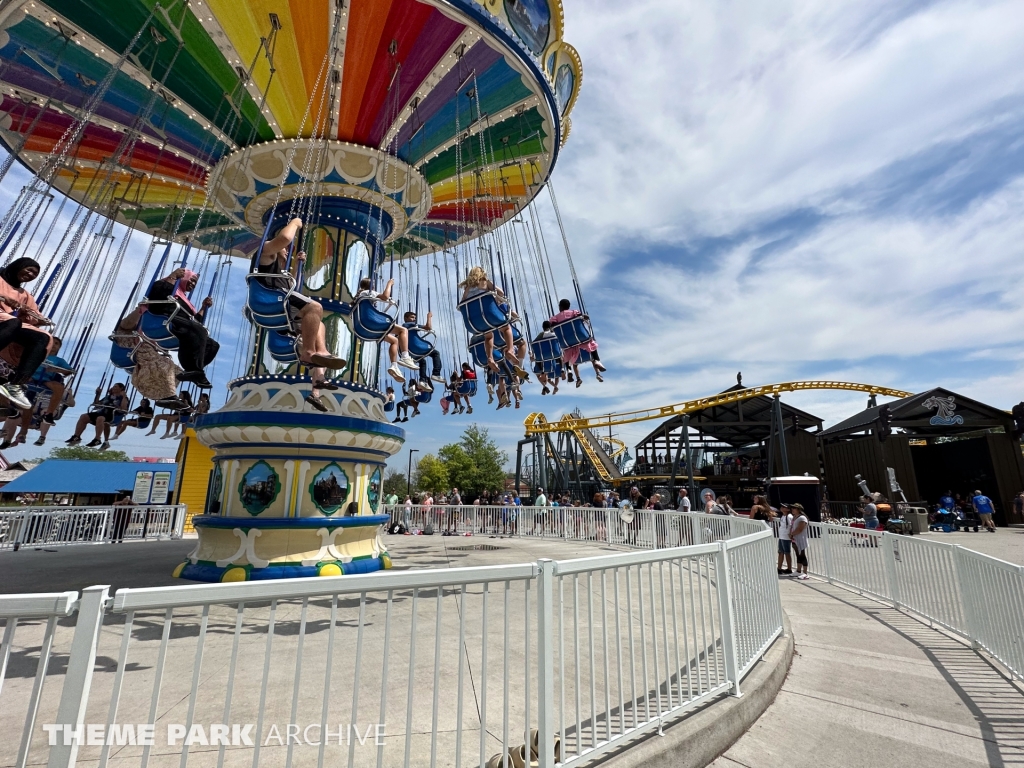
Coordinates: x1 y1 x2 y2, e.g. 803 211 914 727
549 299 606 387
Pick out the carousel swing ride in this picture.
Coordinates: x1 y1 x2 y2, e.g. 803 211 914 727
0 0 594 581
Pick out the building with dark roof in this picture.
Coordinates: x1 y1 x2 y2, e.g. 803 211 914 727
819 388 1024 524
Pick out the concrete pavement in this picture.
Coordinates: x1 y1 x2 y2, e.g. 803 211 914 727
710 576 1024 768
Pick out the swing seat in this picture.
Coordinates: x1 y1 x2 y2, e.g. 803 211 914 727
137 304 180 351
245 274 294 331
468 334 504 369
109 340 136 372
416 389 433 404
530 335 563 363
406 327 436 360
533 358 563 376
458 291 511 335
267 331 300 364
550 314 593 348
384 400 395 413
351 296 398 342
457 378 478 397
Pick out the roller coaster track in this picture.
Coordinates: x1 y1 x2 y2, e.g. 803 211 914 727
524 380 914 437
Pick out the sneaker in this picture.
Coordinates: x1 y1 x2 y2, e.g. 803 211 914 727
43 413 55 425
594 361 607 373
305 394 328 412
797 573 809 580
431 374 446 384
397 353 418 370
419 379 433 392
99 441 110 451
65 435 82 445
388 364 405 383
33 435 45 446
2 383 31 410
86 438 101 447
0 440 10 449
466 405 473 414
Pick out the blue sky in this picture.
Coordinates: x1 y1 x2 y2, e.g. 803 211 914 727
3 0 1024 475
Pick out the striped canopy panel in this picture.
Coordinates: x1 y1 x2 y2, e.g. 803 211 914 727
0 0 582 255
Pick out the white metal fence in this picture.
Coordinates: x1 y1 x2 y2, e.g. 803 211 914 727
387 504 767 549
0 511 782 768
778 519 1024 680
0 505 186 551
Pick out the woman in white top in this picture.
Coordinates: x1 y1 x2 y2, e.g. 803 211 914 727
789 503 810 580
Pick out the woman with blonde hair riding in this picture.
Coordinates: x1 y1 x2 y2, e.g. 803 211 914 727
459 265 522 374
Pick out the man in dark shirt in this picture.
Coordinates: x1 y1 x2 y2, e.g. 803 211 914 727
146 269 217 388
402 311 444 390
66 383 127 448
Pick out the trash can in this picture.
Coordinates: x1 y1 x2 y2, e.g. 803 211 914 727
905 506 930 534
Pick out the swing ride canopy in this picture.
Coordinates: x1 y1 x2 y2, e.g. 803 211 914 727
0 0 583 257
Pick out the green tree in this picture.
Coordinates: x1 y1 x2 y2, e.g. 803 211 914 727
383 469 407 498
438 443 474 492
48 446 131 462
413 453 448 495
436 425 508 495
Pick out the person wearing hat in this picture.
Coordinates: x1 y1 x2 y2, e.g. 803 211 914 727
776 503 793 575
971 490 996 532
789 503 810 580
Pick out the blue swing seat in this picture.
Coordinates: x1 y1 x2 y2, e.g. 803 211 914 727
137 303 180 351
245 274 294 331
457 378 478 397
469 334 505 369
384 400 395 413
267 331 299 364
416 389 433 404
550 313 593 348
530 335 563 363
458 290 511 335
406 326 436 360
533 358 563 376
109 340 136 372
351 296 398 342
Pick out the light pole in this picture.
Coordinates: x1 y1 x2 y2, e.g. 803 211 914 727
407 449 418 498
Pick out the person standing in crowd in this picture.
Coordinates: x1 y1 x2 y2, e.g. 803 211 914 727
1014 491 1024 522
860 495 879 530
649 493 668 548
972 489 997 532
789 503 810 580
110 492 135 543
750 494 775 522
675 487 691 513
777 503 793 575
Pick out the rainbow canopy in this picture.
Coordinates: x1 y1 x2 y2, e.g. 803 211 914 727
0 0 582 255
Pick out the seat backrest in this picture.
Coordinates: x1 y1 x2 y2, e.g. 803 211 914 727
352 296 396 341
458 291 510 335
406 327 434 359
551 314 592 348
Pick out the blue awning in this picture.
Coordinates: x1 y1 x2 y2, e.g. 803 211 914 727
1 460 177 495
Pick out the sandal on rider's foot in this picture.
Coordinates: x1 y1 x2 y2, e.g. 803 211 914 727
305 393 328 412
312 379 340 391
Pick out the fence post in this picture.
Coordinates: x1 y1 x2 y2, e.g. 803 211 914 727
47 585 109 768
950 546 982 649
536 559 556 768
881 533 901 609
173 505 186 539
13 506 32 549
714 542 742 697
690 513 702 546
821 524 835 583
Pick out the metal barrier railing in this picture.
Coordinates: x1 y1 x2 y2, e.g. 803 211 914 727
0 505 187 551
385 504 767 547
776 519 1024 680
0 511 782 768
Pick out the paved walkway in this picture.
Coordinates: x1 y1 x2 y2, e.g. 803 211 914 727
711 576 1024 768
